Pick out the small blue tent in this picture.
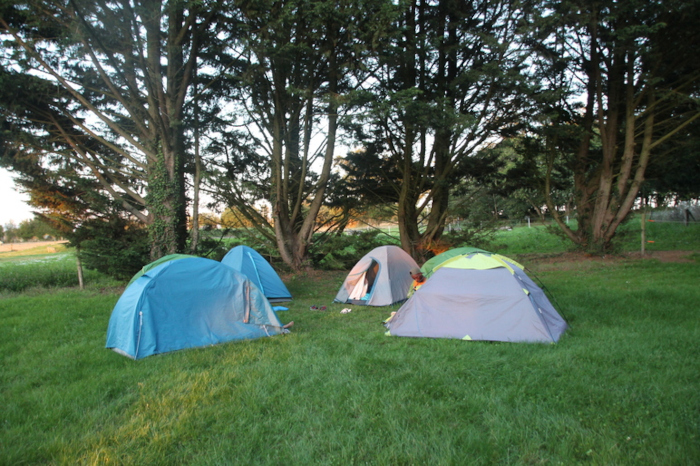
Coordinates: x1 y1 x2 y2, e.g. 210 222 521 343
221 245 292 302
106 257 286 359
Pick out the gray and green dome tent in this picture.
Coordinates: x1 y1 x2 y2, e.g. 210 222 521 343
386 251 567 343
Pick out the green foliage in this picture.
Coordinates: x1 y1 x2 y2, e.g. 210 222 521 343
310 230 396 270
1 0 206 261
530 0 700 253
644 116 700 201
440 226 497 254
76 218 150 281
1 255 699 463
196 230 291 273
0 255 80 293
5 218 60 241
194 231 235 261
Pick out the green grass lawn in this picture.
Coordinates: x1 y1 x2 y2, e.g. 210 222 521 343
1 237 699 464
490 215 700 255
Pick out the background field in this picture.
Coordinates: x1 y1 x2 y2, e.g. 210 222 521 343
1 224 698 464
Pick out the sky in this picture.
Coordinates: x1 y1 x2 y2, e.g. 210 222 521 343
0 168 33 227
0 168 221 227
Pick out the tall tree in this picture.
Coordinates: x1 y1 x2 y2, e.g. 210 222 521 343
534 0 700 252
0 0 224 258
353 0 536 259
212 0 393 269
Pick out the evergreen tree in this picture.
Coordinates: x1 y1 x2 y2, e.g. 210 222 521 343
210 0 395 269
350 0 537 259
0 0 228 259
532 0 700 252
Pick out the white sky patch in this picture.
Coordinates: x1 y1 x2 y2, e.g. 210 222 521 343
0 168 33 227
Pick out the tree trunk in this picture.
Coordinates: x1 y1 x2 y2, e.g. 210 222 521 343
273 31 339 270
190 80 202 253
147 143 187 260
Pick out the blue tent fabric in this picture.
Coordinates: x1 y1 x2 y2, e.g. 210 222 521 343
125 253 193 288
221 246 292 302
106 257 286 359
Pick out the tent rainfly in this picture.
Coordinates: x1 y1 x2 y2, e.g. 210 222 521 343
221 245 292 302
421 246 490 278
126 253 192 288
106 257 286 359
385 251 567 343
334 245 419 306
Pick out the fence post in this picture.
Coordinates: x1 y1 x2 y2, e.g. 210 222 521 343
641 210 646 256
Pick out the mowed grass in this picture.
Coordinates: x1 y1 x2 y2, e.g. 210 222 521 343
1 245 699 464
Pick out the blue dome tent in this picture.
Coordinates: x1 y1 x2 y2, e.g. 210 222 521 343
125 253 192 288
106 257 287 359
221 245 292 303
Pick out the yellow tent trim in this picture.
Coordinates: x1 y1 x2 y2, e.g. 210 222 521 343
489 255 515 274
492 254 523 269
462 335 472 340
431 253 468 272
440 254 514 273
431 252 524 275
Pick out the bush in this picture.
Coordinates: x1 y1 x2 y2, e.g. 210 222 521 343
195 229 241 261
75 218 150 281
309 230 396 270
439 225 497 254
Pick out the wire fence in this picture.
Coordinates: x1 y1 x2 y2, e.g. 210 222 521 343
342 204 700 237
646 204 700 225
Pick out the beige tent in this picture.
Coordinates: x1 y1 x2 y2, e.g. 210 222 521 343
334 245 419 306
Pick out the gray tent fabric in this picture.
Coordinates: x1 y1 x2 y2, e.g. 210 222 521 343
386 256 567 343
334 245 419 306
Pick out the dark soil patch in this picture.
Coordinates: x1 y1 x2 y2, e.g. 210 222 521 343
624 250 698 263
